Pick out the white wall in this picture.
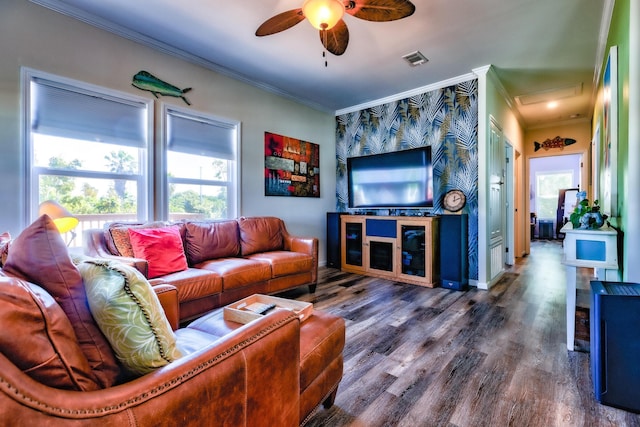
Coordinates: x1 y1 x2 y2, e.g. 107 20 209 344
475 66 526 288
0 0 337 263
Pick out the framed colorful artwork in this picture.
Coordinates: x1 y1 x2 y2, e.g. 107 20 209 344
602 45 617 217
591 123 600 203
264 132 320 197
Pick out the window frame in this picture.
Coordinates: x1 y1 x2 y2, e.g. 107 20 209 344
159 103 241 220
22 67 154 224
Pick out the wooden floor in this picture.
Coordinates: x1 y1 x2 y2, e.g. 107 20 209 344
283 240 640 427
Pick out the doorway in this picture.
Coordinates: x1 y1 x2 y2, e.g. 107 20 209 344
529 153 582 239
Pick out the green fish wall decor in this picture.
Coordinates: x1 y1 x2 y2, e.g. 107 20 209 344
132 71 192 105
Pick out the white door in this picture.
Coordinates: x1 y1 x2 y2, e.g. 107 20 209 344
489 120 505 279
505 142 515 266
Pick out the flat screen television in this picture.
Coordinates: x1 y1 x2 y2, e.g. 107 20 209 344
347 146 433 209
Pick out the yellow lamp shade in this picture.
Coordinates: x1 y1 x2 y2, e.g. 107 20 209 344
52 216 79 234
38 200 79 234
302 0 345 30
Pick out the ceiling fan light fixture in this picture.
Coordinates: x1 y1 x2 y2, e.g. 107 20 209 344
302 0 345 30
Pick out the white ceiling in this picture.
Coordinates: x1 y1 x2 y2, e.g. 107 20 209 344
34 0 609 128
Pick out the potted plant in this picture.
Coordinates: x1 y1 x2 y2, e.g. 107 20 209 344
570 198 608 229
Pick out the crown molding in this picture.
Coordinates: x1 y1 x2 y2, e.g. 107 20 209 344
335 72 478 116
29 0 335 114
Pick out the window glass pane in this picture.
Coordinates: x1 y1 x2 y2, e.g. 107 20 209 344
39 175 138 214
167 151 228 181
33 134 140 174
168 183 227 220
535 172 573 218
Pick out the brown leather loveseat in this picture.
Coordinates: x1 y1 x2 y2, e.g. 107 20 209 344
0 215 344 426
84 216 318 322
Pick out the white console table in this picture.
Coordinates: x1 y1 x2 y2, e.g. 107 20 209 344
561 223 619 351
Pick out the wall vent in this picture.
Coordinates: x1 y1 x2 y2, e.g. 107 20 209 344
402 51 429 67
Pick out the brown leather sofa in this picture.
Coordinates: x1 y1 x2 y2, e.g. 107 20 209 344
0 215 344 426
84 216 319 322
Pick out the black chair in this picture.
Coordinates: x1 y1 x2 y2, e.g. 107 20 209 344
556 188 579 238
530 212 537 240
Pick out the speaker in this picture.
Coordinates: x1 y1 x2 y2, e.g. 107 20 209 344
326 212 343 268
439 214 468 291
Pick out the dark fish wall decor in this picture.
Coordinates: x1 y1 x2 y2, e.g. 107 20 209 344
534 136 576 152
132 71 192 105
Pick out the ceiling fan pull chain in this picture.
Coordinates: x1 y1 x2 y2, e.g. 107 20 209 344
322 26 328 67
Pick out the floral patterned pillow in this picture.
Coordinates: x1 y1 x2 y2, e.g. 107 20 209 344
0 232 10 266
106 221 167 257
77 259 182 376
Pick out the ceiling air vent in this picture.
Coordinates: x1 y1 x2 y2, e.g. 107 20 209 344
402 51 429 67
515 83 583 106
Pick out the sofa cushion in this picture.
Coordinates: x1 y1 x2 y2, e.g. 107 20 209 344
173 328 221 356
148 267 222 302
197 258 271 291
3 215 120 388
0 272 99 391
184 220 240 264
238 217 284 256
105 221 167 257
245 251 313 278
78 259 183 376
128 226 188 279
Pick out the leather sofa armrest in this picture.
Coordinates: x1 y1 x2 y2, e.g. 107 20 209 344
283 234 318 284
0 310 301 426
153 284 179 330
83 229 149 277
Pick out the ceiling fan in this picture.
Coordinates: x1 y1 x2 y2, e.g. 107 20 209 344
256 0 416 57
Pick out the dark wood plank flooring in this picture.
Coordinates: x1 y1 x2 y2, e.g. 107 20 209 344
282 240 640 426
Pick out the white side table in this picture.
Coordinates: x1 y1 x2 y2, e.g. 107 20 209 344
560 223 619 351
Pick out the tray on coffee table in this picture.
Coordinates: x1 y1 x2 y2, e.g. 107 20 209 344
224 294 313 324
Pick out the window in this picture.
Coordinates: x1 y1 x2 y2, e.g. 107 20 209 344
23 68 153 243
23 70 241 246
162 105 240 220
535 171 573 219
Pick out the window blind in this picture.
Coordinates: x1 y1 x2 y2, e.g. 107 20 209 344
31 78 147 147
167 112 235 160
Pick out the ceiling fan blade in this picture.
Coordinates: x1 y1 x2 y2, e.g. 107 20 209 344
345 0 416 22
321 19 349 56
255 9 305 36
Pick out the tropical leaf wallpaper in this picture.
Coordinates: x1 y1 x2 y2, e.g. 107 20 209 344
335 79 479 280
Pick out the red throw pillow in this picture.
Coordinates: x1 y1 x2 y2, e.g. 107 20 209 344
128 226 188 279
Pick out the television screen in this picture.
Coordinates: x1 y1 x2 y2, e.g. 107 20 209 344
347 147 433 208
